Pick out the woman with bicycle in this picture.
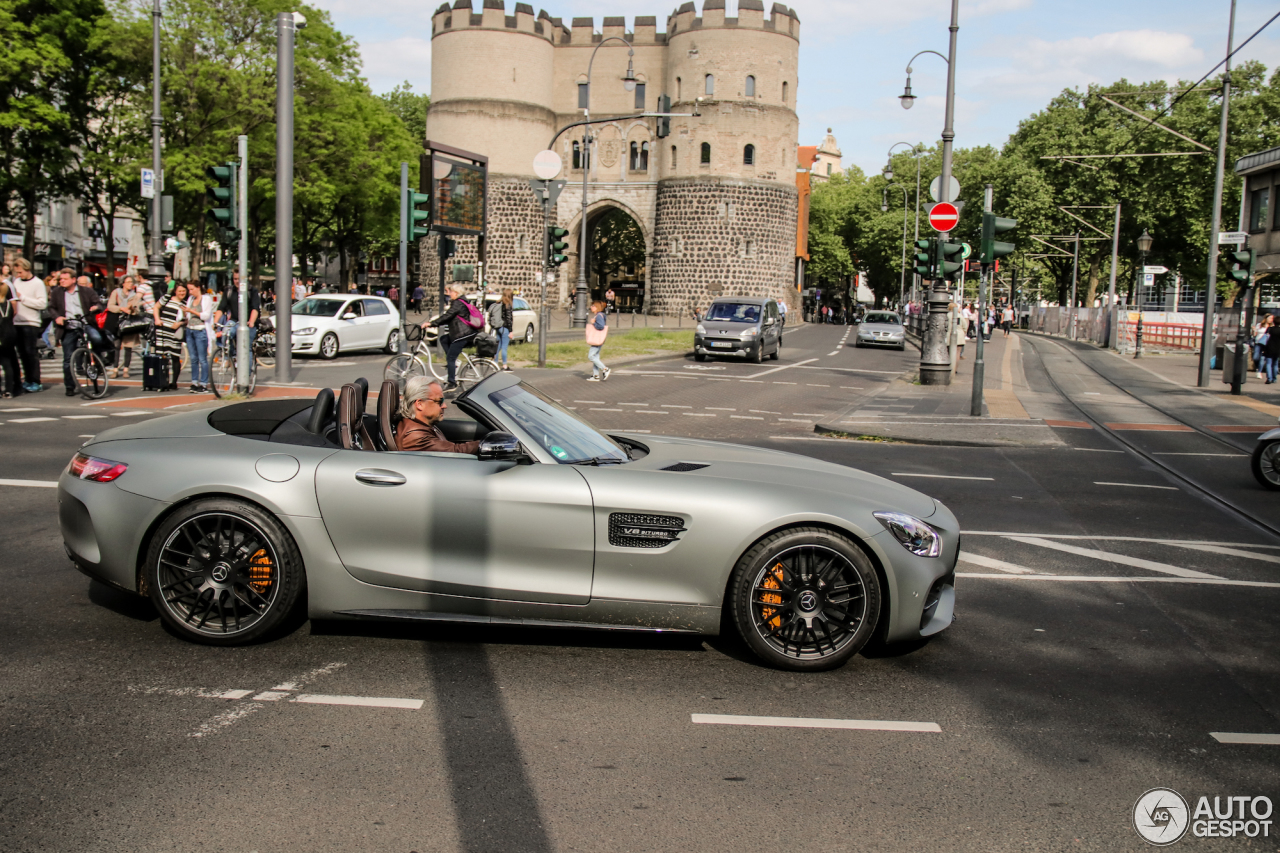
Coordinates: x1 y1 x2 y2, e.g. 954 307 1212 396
182 280 213 392
423 284 481 391
152 282 187 392
106 275 144 379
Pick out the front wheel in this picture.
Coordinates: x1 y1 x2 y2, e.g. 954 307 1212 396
384 353 426 390
255 333 276 368
212 352 236 398
729 527 881 672
1252 439 1280 490
694 352 707 362
71 348 109 399
770 338 781 361
524 324 534 344
145 498 306 645
384 328 401 355
319 332 339 360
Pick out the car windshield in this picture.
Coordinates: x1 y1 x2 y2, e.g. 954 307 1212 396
292 298 346 317
705 302 760 323
488 383 628 465
865 313 900 325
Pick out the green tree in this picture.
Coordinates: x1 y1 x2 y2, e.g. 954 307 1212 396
379 81 429 144
588 208 645 294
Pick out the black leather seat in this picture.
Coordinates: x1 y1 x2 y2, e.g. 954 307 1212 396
307 388 335 435
378 380 399 450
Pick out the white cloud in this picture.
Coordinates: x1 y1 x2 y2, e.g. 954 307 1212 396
358 36 432 94
1012 29 1204 72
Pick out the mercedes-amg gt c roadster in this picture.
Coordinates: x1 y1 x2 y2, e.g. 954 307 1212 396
58 373 958 671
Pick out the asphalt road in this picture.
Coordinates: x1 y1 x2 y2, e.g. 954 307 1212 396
1 323 1277 852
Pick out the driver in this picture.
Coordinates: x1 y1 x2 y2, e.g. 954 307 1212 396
396 376 480 455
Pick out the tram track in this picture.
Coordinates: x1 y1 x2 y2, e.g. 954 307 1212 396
1024 334 1280 543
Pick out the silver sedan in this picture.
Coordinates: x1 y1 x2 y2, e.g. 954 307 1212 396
855 311 907 350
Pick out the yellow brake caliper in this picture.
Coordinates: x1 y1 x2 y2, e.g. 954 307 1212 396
760 563 785 630
248 549 273 595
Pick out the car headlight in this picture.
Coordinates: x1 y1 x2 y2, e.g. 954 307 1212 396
873 511 942 557
293 327 316 336
696 324 706 335
741 328 758 339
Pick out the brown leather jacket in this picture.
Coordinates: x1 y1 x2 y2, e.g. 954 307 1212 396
396 417 481 455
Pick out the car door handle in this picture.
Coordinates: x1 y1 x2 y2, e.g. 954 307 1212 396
355 468 406 486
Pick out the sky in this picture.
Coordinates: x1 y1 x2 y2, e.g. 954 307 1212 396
309 0 1279 176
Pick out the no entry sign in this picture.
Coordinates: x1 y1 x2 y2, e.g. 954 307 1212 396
929 202 959 233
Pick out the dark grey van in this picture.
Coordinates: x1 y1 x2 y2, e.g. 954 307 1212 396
694 296 782 363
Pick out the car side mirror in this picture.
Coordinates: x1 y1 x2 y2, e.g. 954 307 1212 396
478 431 529 462
342 312 357 320
764 317 775 326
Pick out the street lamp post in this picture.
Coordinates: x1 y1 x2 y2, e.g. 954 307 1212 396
572 37 636 328
147 0 165 290
882 184 909 308
1135 228 1152 358
885 142 923 305
901 0 959 385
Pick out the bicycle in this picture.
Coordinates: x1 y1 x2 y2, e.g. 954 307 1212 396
63 317 114 400
210 321 258 398
384 324 499 391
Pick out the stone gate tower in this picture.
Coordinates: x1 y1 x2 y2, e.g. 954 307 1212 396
425 0 801 313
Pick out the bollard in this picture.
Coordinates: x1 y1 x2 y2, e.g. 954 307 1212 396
1134 314 1144 359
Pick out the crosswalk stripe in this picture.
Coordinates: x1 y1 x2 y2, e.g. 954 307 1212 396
0 479 58 488
1005 536 1221 579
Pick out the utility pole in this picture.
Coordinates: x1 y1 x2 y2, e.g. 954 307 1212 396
1069 233 1080 340
538 190 550 367
1107 203 1121 349
970 184 992 417
236 135 250 390
398 161 408 353
1198 0 1237 386
274 12 304 385
147 0 165 291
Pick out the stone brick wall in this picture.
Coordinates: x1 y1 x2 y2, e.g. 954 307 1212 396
649 176 797 314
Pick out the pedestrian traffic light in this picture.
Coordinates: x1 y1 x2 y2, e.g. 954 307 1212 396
938 240 965 280
1226 248 1255 287
548 226 569 267
979 211 1017 266
439 236 456 258
656 94 671 138
410 190 431 240
205 163 238 245
913 239 934 280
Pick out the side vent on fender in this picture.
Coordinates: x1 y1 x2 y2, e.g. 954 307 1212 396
608 513 687 548
661 462 708 472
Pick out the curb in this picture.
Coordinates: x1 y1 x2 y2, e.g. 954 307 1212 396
811 422 1052 448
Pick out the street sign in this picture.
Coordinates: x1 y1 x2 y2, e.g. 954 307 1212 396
960 243 972 259
533 150 562 180
928 202 959 233
1219 231 1248 246
1143 273 1154 287
1143 265 1168 274
928 175 961 203
140 168 155 199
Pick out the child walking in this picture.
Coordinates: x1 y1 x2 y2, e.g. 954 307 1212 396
585 300 610 382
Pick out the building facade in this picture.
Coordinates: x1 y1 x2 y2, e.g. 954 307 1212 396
1238 145 1279 279
423 0 801 313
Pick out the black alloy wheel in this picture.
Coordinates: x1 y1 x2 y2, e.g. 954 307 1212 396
145 499 305 645
730 527 880 671
1252 439 1280 490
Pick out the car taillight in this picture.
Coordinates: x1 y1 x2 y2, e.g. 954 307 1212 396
68 453 128 483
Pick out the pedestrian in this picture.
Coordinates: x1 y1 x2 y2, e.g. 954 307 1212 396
388 285 399 307
292 277 307 303
952 304 966 362
489 288 514 372
136 273 156 315
106 275 144 379
411 285 424 315
8 258 47 393
50 267 102 396
1263 316 1280 384
605 287 616 314
152 282 187 391
1253 314 1271 376
0 279 18 398
777 298 787 328
182 280 212 392
1001 304 1014 336
421 284 482 391
585 299 610 381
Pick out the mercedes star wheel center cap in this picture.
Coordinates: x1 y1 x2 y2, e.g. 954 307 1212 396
799 591 819 612
211 563 231 583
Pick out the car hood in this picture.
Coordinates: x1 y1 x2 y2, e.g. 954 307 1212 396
613 432 938 519
700 323 756 336
860 323 903 333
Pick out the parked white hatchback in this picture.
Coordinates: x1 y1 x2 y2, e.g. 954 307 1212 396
468 292 539 344
279 295 402 359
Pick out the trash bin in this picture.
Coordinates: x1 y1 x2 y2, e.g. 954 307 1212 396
1221 342 1247 386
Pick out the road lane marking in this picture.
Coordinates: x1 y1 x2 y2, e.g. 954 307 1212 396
129 686 254 700
806 384 830 388
10 417 55 423
190 703 264 739
745 357 818 379
777 418 810 423
589 408 623 412
692 714 941 733
112 411 152 416
731 415 763 420
958 552 1036 574
574 400 605 404
739 379 764 383
963 533 1280 549
618 402 648 407
253 691 290 701
683 412 715 417
751 409 782 414
1210 733 1280 745
1153 452 1246 457
1004 536 1221 579
772 381 797 385
958 574 1280 588
62 415 107 420
827 350 840 356
0 479 58 488
661 404 692 408
0 407 40 412
1172 543 1280 564
797 366 900 374
892 473 994 481
1094 481 1179 490
294 694 424 710
706 407 736 411
793 413 825 416
636 410 668 415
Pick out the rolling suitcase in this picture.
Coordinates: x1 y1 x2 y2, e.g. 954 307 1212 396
142 354 169 391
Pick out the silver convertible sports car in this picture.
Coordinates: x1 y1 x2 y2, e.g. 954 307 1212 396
58 373 958 671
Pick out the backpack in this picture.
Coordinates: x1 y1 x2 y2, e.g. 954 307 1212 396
459 298 484 329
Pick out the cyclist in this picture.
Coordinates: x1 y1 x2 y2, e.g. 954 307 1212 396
214 271 260 353
50 269 102 396
422 284 481 391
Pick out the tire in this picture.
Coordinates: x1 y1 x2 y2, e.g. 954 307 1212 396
458 358 499 387
770 338 781 360
319 332 339 360
524 324 534 344
384 328 401 355
1251 440 1280 490
384 353 426 389
255 333 276 368
145 498 306 645
750 344 763 364
212 354 236 398
72 348 109 399
694 353 707 362
728 527 881 672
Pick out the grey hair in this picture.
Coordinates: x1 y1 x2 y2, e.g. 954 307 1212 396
400 376 440 418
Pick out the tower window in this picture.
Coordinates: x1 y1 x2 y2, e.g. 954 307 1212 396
745 75 755 97
743 144 755 166
630 141 650 171
671 145 678 168
782 81 788 103
577 82 589 109
676 77 681 99
827 163 832 176
700 142 711 164
573 140 590 170
705 74 714 96
634 82 646 110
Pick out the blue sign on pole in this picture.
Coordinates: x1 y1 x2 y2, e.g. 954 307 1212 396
140 168 155 199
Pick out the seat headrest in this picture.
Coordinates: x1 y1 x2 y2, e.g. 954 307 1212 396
354 377 369 412
307 388 335 435
337 383 361 450
378 379 399 450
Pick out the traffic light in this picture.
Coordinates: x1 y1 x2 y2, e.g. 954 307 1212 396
979 211 1017 265
205 163 237 245
1227 248 1255 287
439 236 456 258
548 226 569 267
656 94 671 139
410 190 431 240
913 239 933 280
938 240 965 281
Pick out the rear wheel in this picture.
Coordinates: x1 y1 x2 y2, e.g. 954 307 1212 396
212 353 236 398
71 348 109 399
729 527 880 672
770 338 781 360
524 324 534 344
384 353 425 390
145 498 306 645
458 357 499 387
384 328 401 355
319 332 339 360
1251 439 1280 490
